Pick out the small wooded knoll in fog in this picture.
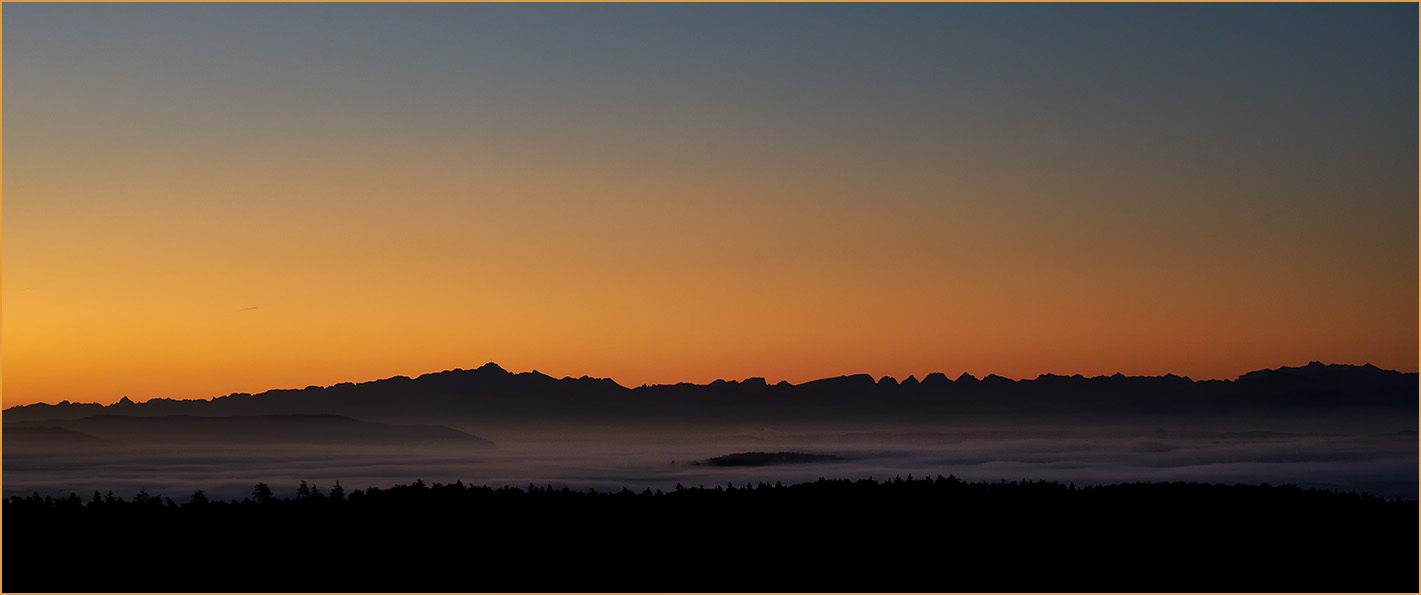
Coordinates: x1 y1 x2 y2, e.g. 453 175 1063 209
5 475 1414 593
703 451 845 466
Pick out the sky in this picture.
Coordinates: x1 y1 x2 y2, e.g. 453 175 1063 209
3 3 1417 408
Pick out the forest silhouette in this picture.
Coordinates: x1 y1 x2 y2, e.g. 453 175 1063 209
5 475 1415 592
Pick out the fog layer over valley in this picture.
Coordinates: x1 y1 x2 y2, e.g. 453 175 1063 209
5 362 1415 502
6 423 1414 503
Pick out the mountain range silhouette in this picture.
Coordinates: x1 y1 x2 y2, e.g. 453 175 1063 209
4 362 1416 593
5 361 1414 428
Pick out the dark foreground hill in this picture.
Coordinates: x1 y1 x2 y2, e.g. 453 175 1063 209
5 476 1414 593
5 361 1415 427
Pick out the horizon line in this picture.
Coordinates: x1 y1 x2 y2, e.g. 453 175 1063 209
6 359 1408 410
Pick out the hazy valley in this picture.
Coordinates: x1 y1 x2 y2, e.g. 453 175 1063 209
5 361 1415 502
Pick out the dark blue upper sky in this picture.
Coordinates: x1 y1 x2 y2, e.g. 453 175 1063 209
3 2 1417 404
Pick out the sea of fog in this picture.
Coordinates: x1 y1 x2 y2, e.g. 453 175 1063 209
5 422 1416 503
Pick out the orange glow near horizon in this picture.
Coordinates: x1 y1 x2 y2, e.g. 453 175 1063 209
3 4 1416 408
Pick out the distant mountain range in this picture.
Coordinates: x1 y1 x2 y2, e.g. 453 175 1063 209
4 361 1414 427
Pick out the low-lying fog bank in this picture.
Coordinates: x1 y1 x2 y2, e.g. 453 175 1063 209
6 421 1414 503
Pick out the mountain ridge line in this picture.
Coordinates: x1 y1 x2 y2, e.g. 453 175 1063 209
5 360 1413 425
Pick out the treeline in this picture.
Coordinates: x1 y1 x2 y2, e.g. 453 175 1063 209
5 476 1416 592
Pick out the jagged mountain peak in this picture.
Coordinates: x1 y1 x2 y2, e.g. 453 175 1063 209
474 362 509 374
